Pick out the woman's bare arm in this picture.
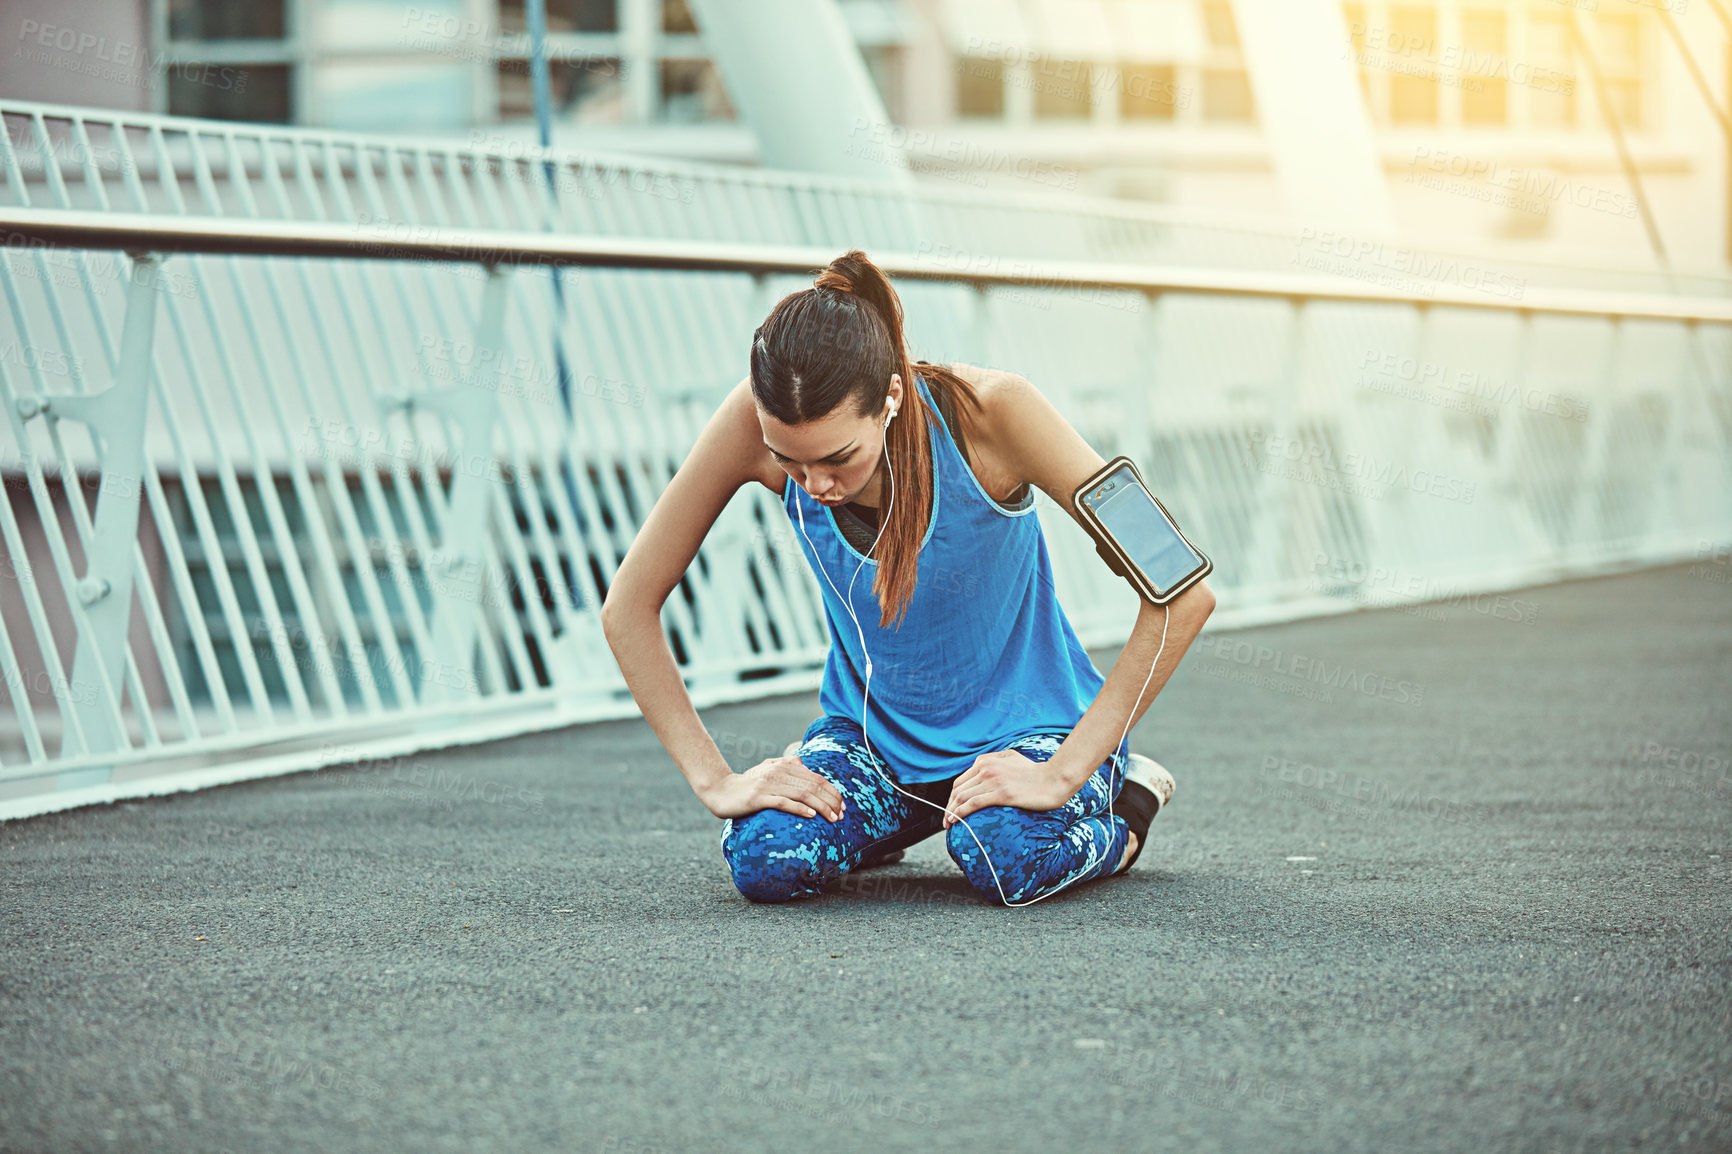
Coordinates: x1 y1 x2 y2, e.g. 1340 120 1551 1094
948 365 1216 805
600 378 846 823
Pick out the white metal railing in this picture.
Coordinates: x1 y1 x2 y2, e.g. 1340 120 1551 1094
2 100 1730 819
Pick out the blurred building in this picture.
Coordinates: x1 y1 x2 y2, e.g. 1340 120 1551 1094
2 0 1727 265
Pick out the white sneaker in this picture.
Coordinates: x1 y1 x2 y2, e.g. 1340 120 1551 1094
1116 754 1176 874
1125 753 1176 813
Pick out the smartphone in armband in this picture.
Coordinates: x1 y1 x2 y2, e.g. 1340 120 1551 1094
1073 455 1212 606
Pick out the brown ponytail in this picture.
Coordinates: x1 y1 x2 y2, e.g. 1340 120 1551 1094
751 249 983 628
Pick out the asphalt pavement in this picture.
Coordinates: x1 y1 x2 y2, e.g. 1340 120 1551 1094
2 562 1728 1154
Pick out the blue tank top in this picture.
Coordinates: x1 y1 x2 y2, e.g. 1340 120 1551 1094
782 373 1111 784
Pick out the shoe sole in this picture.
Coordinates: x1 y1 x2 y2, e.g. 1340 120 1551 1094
1125 753 1176 813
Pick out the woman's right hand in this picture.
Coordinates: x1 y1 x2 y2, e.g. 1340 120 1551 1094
697 756 847 823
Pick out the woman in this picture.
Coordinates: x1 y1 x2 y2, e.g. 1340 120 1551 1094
600 250 1216 905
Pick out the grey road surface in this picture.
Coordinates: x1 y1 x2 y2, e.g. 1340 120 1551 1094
2 563 1729 1154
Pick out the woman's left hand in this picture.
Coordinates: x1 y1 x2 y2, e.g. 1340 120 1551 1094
943 749 1076 828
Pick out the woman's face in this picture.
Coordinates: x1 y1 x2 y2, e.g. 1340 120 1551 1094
757 378 901 507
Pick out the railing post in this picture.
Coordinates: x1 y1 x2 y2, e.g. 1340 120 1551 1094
32 252 162 786
969 282 991 368
1563 316 1624 557
1241 297 1308 598
415 264 512 704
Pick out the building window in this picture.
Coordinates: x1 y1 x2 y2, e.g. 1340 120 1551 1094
497 56 626 123
1032 57 1093 119
956 55 1004 119
1459 9 1507 125
659 58 734 122
1199 0 1253 124
168 0 286 40
1201 0 1239 48
1341 1 1375 112
1526 11 1575 129
1202 68 1253 122
860 44 904 122
1342 1 1629 133
662 0 699 35
496 0 620 34
1120 62 1179 121
1387 5 1439 124
164 0 294 123
168 63 292 121
1595 13 1641 130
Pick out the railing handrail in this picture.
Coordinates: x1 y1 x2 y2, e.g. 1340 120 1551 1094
4 206 1730 324
7 97 1729 293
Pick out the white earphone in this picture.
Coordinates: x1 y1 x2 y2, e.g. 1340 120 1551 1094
792 380 1170 907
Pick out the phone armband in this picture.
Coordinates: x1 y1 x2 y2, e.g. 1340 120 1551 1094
1072 455 1213 606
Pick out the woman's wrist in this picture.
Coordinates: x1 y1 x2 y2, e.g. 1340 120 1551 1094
690 764 735 808
1044 748 1099 795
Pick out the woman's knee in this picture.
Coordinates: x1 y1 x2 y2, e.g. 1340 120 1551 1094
944 806 1043 905
721 810 838 903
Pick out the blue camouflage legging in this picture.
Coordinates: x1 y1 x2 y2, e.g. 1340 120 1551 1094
720 714 1131 906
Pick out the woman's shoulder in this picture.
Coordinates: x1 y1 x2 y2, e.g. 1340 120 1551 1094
937 362 1049 438
713 375 787 496
933 363 1033 506
939 361 1022 403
